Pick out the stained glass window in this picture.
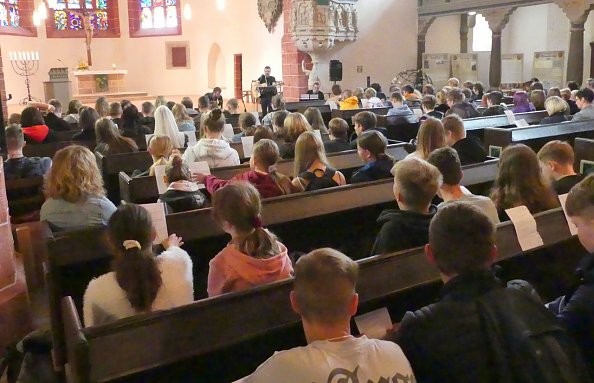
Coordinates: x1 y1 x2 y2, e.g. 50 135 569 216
50 0 110 31
139 0 178 30
0 0 20 27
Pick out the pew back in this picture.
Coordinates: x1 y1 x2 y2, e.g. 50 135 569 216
574 137 594 175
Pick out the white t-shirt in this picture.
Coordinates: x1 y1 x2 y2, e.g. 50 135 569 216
238 336 415 383
438 194 501 225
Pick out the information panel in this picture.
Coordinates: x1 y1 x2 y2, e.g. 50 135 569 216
501 53 524 88
533 51 565 89
451 53 478 82
422 53 450 88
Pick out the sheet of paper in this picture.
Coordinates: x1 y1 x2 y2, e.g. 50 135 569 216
222 124 234 141
355 307 393 339
153 165 168 194
189 161 210 189
326 101 338 110
514 119 529 128
312 129 322 141
140 202 169 245
505 206 545 251
504 110 515 124
413 108 423 119
250 112 261 126
183 132 197 147
558 194 578 236
241 136 254 158
145 134 154 145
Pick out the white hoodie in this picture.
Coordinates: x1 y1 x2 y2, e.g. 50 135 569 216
183 138 240 168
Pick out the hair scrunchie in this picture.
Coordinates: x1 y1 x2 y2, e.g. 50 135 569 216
123 240 142 250
253 216 264 229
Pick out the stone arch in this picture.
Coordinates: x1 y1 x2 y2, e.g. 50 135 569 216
207 43 226 88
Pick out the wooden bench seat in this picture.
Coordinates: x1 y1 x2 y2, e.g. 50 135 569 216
6 176 45 223
463 110 548 141
11 140 96 159
60 207 586 383
573 137 594 174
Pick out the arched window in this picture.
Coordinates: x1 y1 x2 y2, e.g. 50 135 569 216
0 0 36 36
472 14 492 52
46 0 119 37
129 0 181 37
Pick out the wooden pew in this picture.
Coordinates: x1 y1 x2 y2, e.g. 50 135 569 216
118 143 410 204
6 176 45 223
285 100 327 112
54 130 82 142
60 207 586 383
484 119 594 154
331 107 390 127
573 137 594 175
463 110 548 141
17 140 95 159
96 152 154 204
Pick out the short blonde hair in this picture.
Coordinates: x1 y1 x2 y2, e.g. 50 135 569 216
447 77 460 87
566 175 594 219
436 89 448 105
544 96 568 116
392 157 442 211
353 87 364 99
294 248 359 325
364 87 377 99
537 140 574 165
416 118 447 159
45 145 105 202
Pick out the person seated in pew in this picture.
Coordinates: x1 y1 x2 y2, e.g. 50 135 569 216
306 81 325 101
338 89 360 110
63 99 82 124
171 103 196 132
350 111 387 149
353 87 365 106
445 88 480 119
183 108 239 168
158 155 207 213
351 130 395 184
83 203 193 327
530 90 546 111
362 87 384 109
109 102 123 129
434 89 450 115
512 91 536 114
530 81 545 92
491 144 559 222
20 106 58 144
548 87 562 98
193 95 211 130
447 77 460 88
561 88 580 115
572 88 594 122
386 92 414 117
481 91 507 117
540 96 570 125
232 112 258 143
272 109 290 139
262 95 286 128
327 84 342 103
195 139 293 199
8 113 21 125
427 147 500 225
132 135 174 178
461 88 473 102
166 101 176 110
423 83 435 96
547 175 594 375
140 101 156 131
324 118 352 154
419 95 444 121
567 81 580 91
180 96 198 118
406 117 446 160
442 114 487 165
224 98 240 118
95 96 110 118
121 104 152 138
279 113 313 159
154 105 187 149
45 99 72 132
393 203 591 383
205 86 224 109
371 82 387 100
472 81 484 103
402 85 421 109
537 140 584 195
292 131 346 192
253 126 275 143
239 248 415 383
4 124 51 181
304 107 329 134
94 118 138 156
208 182 293 297
40 145 117 231
72 107 100 142
370 157 441 255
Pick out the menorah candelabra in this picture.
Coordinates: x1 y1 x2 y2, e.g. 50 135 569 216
9 51 41 105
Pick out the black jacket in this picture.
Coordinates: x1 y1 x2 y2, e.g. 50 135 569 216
351 157 394 184
324 139 352 154
481 105 506 117
446 101 481 119
552 174 584 195
452 136 488 165
44 113 72 132
435 104 450 114
350 127 388 149
370 205 437 255
158 188 207 214
567 99 580 115
540 112 569 125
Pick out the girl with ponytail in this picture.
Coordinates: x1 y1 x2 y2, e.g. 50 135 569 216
194 139 294 198
208 182 293 297
83 203 193 327
158 154 207 213
351 130 396 184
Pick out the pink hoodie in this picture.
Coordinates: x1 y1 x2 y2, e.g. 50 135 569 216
207 241 293 297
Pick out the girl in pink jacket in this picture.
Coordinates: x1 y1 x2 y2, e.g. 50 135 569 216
207 181 293 297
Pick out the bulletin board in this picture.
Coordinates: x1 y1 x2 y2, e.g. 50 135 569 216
532 51 565 88
451 53 478 82
422 53 450 88
501 53 524 88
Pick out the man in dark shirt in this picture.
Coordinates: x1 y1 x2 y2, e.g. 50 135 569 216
45 99 72 131
306 81 325 100
350 111 387 149
258 66 278 116
205 87 223 109
140 101 156 131
445 88 481 119
371 157 440 255
481 91 507 117
4 124 52 181
537 140 584 195
324 117 352 154
442 114 487 165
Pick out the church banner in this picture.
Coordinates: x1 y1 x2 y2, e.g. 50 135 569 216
451 53 478 83
501 53 524 88
422 53 450 89
532 51 565 89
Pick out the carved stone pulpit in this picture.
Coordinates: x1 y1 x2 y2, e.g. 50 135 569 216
290 0 358 88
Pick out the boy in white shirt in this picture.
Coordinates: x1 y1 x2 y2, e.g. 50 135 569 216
239 248 415 383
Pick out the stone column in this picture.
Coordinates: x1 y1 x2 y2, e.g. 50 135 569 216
483 7 515 88
460 14 469 54
417 17 436 70
281 0 310 101
554 0 592 85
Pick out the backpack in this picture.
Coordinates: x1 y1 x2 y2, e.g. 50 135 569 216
299 168 339 191
477 287 592 383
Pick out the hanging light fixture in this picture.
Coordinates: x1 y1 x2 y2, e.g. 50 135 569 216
183 2 192 20
216 0 225 11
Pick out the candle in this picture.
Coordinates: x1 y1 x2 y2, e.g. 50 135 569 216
112 63 116 69
35 51 39 61
26 52 30 61
9 52 14 61
18 52 22 61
